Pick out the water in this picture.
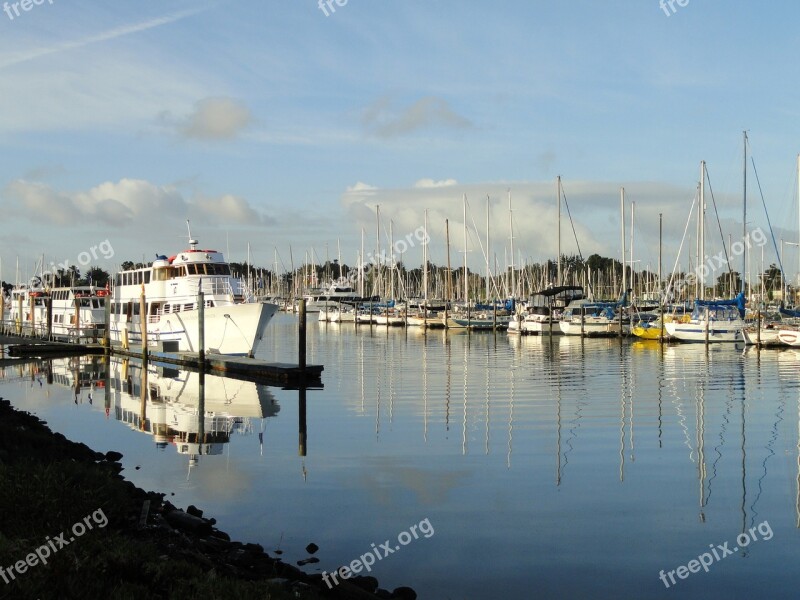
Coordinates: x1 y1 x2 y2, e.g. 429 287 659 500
2 314 800 599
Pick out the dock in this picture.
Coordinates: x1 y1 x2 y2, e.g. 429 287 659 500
0 334 323 386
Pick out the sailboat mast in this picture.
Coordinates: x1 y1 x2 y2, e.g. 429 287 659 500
700 160 705 300
508 189 515 298
376 204 381 298
630 200 635 300
620 187 626 295
463 194 468 303
359 228 365 298
557 176 562 286
423 210 429 304
742 131 747 296
486 195 490 301
390 220 395 301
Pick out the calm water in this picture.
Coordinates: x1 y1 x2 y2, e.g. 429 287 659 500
2 314 800 599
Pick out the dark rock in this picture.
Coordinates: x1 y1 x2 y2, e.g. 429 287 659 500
350 576 380 593
163 510 213 535
375 589 393 599
186 505 203 518
391 586 417 600
296 557 319 566
305 542 319 554
244 542 264 554
211 529 229 542
105 450 123 462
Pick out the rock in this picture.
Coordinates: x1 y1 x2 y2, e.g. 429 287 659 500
296 557 319 566
163 510 213 535
391 586 417 600
305 542 319 554
105 450 123 462
186 505 203 518
375 589 393 599
350 576 379 593
210 529 230 542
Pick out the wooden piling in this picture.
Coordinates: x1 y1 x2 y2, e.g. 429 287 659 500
756 309 761 347
46 296 52 341
197 287 205 368
140 286 147 362
74 298 80 342
30 296 36 338
103 295 111 353
299 298 307 373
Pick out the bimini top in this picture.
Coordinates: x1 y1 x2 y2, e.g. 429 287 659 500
694 291 746 318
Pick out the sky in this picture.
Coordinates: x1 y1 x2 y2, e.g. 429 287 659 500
1 0 800 286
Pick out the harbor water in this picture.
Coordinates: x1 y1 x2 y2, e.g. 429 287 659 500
2 313 800 599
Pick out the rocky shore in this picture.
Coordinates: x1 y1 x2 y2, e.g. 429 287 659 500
0 397 417 600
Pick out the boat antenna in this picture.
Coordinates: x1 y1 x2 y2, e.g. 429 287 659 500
186 219 198 250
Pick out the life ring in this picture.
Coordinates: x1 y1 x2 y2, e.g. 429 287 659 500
96 290 109 297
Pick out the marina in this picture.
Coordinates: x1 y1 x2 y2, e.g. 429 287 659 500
3 314 800 599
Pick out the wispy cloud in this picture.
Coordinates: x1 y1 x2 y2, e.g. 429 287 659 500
0 6 212 70
362 96 474 138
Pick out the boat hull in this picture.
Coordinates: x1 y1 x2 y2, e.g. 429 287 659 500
664 321 744 343
111 302 277 356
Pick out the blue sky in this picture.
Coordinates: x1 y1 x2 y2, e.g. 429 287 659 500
1 0 800 284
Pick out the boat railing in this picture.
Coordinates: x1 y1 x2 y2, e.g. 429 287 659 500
183 277 240 299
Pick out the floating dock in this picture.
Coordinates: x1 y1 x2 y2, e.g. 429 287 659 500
0 334 322 385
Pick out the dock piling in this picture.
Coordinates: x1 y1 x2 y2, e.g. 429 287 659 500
299 298 307 373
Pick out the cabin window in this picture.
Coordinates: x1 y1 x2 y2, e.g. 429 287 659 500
144 271 151 284
184 303 194 311
187 264 197 275
154 268 168 281
115 274 121 286
133 304 140 316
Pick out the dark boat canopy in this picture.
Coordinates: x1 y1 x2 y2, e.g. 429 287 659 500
533 285 584 298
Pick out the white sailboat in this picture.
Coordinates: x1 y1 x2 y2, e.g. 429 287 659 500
666 144 748 343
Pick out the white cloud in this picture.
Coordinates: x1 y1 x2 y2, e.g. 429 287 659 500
414 178 458 188
4 178 270 228
168 97 255 141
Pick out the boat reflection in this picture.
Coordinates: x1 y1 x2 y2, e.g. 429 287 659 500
107 358 280 464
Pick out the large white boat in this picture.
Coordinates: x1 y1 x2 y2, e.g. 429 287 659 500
108 236 277 356
6 284 108 341
664 294 747 343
